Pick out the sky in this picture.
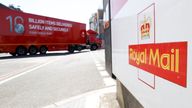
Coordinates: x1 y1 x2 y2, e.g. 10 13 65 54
0 0 103 29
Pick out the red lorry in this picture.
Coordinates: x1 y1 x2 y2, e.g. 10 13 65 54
0 3 101 56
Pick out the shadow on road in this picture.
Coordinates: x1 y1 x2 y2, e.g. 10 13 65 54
0 51 89 60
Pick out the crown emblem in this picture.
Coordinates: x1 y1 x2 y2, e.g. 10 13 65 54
140 16 151 40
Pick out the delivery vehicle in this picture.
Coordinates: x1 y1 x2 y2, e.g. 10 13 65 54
0 3 101 56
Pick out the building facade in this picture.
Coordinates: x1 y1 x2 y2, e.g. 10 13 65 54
89 9 105 48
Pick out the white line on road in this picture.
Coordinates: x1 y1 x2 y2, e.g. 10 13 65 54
96 63 102 67
0 59 58 85
97 66 105 71
0 60 19 64
99 70 110 77
90 51 116 87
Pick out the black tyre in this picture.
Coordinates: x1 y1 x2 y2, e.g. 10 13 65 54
39 46 47 54
77 46 82 52
10 53 16 56
28 46 38 55
90 44 98 51
68 45 75 53
16 46 27 56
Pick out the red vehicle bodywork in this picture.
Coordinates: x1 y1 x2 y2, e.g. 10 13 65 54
0 4 99 55
87 29 102 48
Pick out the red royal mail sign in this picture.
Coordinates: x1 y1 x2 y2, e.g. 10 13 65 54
129 42 187 87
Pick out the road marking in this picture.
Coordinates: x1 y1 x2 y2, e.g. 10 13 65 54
91 51 116 87
96 63 102 67
0 59 58 85
0 60 18 64
42 50 117 108
99 70 110 77
94 61 100 64
0 64 42 80
97 66 105 71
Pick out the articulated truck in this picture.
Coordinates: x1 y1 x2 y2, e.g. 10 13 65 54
0 3 101 56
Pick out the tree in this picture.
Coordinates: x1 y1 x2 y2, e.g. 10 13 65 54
8 4 22 12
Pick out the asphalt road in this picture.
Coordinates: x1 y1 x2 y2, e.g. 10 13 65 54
0 49 112 108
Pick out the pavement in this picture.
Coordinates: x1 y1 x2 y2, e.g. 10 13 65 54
42 85 120 108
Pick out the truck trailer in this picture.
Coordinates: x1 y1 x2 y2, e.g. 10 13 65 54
0 3 101 56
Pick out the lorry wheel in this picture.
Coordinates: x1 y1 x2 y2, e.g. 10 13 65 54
10 53 16 56
68 45 75 53
77 46 82 52
39 46 47 54
90 44 98 51
16 46 27 56
29 46 38 55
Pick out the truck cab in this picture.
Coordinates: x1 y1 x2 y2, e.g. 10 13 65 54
86 29 102 50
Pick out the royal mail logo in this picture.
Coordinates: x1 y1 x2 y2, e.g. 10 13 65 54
140 16 151 40
129 42 187 87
